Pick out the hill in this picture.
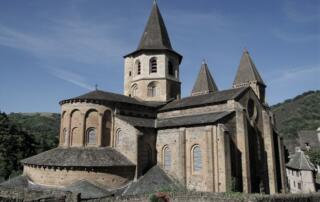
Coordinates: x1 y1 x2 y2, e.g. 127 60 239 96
271 90 320 152
8 112 60 154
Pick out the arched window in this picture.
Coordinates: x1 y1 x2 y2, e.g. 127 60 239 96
192 145 202 173
168 61 174 76
131 84 138 97
116 128 123 146
163 146 171 170
63 128 68 146
150 57 157 73
135 60 141 75
147 81 158 97
86 128 96 145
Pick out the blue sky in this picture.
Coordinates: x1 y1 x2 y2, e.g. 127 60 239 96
0 0 319 113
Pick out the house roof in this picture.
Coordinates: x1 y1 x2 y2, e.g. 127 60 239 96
233 49 265 86
191 62 218 96
116 115 155 128
157 111 234 129
65 180 112 199
21 147 135 168
159 87 248 112
60 90 166 108
123 165 178 195
298 130 320 150
286 151 316 171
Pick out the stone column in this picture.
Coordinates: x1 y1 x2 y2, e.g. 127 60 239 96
213 125 219 192
177 127 186 185
98 112 103 146
80 112 86 146
236 109 251 193
262 110 278 194
278 137 287 193
217 124 232 192
206 125 214 192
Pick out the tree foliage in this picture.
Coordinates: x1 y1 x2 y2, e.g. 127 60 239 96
0 112 36 181
306 149 320 166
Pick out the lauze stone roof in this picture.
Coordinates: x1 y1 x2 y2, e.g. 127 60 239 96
21 147 135 168
286 151 315 171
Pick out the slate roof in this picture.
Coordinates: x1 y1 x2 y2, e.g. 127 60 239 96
123 165 178 195
117 115 155 128
65 180 112 199
298 130 320 150
60 90 166 108
124 1 182 61
286 151 316 171
21 147 135 168
191 62 218 96
157 111 234 129
233 49 265 86
159 87 248 112
0 176 29 189
138 1 172 51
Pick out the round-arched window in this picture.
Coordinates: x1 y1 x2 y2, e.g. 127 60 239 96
147 81 159 97
150 57 157 73
247 99 258 121
192 145 202 173
168 61 174 76
86 128 96 145
163 146 171 170
63 128 68 146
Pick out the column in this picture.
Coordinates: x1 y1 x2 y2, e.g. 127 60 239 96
206 125 214 192
177 127 186 185
262 110 278 194
236 109 251 193
98 112 104 146
80 112 86 146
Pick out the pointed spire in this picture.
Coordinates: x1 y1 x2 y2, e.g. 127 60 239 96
233 49 265 87
137 1 172 50
191 61 218 96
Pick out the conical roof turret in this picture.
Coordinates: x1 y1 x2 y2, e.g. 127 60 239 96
191 61 218 96
233 49 265 87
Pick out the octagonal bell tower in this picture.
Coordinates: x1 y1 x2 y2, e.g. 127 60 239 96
124 1 182 102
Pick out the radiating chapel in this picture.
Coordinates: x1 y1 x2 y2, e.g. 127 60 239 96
12 1 287 195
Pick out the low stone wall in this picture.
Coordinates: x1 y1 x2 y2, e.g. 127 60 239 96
85 192 320 202
0 186 79 202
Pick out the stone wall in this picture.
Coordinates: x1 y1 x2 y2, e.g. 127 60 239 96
85 192 320 202
23 166 133 188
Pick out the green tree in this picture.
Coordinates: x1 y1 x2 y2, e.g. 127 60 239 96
0 112 36 180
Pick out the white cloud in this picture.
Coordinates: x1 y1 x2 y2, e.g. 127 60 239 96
268 65 320 84
48 66 94 90
284 0 320 23
0 17 131 66
271 29 320 43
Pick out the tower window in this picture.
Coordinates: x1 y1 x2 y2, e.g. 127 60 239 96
129 71 132 76
131 84 138 97
150 57 157 73
147 81 158 97
135 60 141 75
86 128 96 145
168 61 174 76
192 145 202 173
163 145 171 170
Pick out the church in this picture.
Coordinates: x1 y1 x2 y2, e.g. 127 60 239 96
8 1 287 196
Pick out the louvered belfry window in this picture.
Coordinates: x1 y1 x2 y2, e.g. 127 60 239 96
150 57 157 73
163 146 171 170
193 145 202 172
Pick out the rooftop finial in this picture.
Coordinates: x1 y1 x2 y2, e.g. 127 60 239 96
202 59 207 65
95 84 98 91
243 47 249 53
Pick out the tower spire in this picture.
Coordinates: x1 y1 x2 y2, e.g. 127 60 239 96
137 0 172 50
191 61 218 96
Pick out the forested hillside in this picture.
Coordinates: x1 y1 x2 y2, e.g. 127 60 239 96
8 113 60 154
271 90 320 152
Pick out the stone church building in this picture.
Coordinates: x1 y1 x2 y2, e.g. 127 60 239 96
9 1 287 196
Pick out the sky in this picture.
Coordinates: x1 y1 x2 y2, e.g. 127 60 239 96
0 0 319 113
